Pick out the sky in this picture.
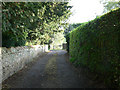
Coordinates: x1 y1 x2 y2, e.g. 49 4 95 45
68 0 104 24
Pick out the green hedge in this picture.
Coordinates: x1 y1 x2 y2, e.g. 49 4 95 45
69 8 120 88
65 33 70 52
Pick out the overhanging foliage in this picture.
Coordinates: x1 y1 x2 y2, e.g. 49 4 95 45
2 2 72 47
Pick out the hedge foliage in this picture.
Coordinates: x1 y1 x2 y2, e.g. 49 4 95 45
69 8 120 87
65 23 87 52
65 33 70 52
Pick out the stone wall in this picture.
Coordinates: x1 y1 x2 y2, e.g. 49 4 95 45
0 45 48 84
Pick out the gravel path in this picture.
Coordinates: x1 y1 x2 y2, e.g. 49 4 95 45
2 50 105 88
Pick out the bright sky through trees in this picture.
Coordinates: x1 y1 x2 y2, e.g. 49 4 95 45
68 0 104 23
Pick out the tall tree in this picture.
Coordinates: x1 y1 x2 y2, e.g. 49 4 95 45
2 2 72 47
100 0 120 13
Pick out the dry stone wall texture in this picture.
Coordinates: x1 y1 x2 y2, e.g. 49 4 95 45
0 45 48 83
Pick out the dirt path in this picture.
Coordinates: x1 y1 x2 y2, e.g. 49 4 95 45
2 50 105 88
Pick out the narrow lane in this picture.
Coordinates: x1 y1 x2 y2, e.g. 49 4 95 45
2 50 104 88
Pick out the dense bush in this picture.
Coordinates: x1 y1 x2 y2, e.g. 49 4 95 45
69 8 120 88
